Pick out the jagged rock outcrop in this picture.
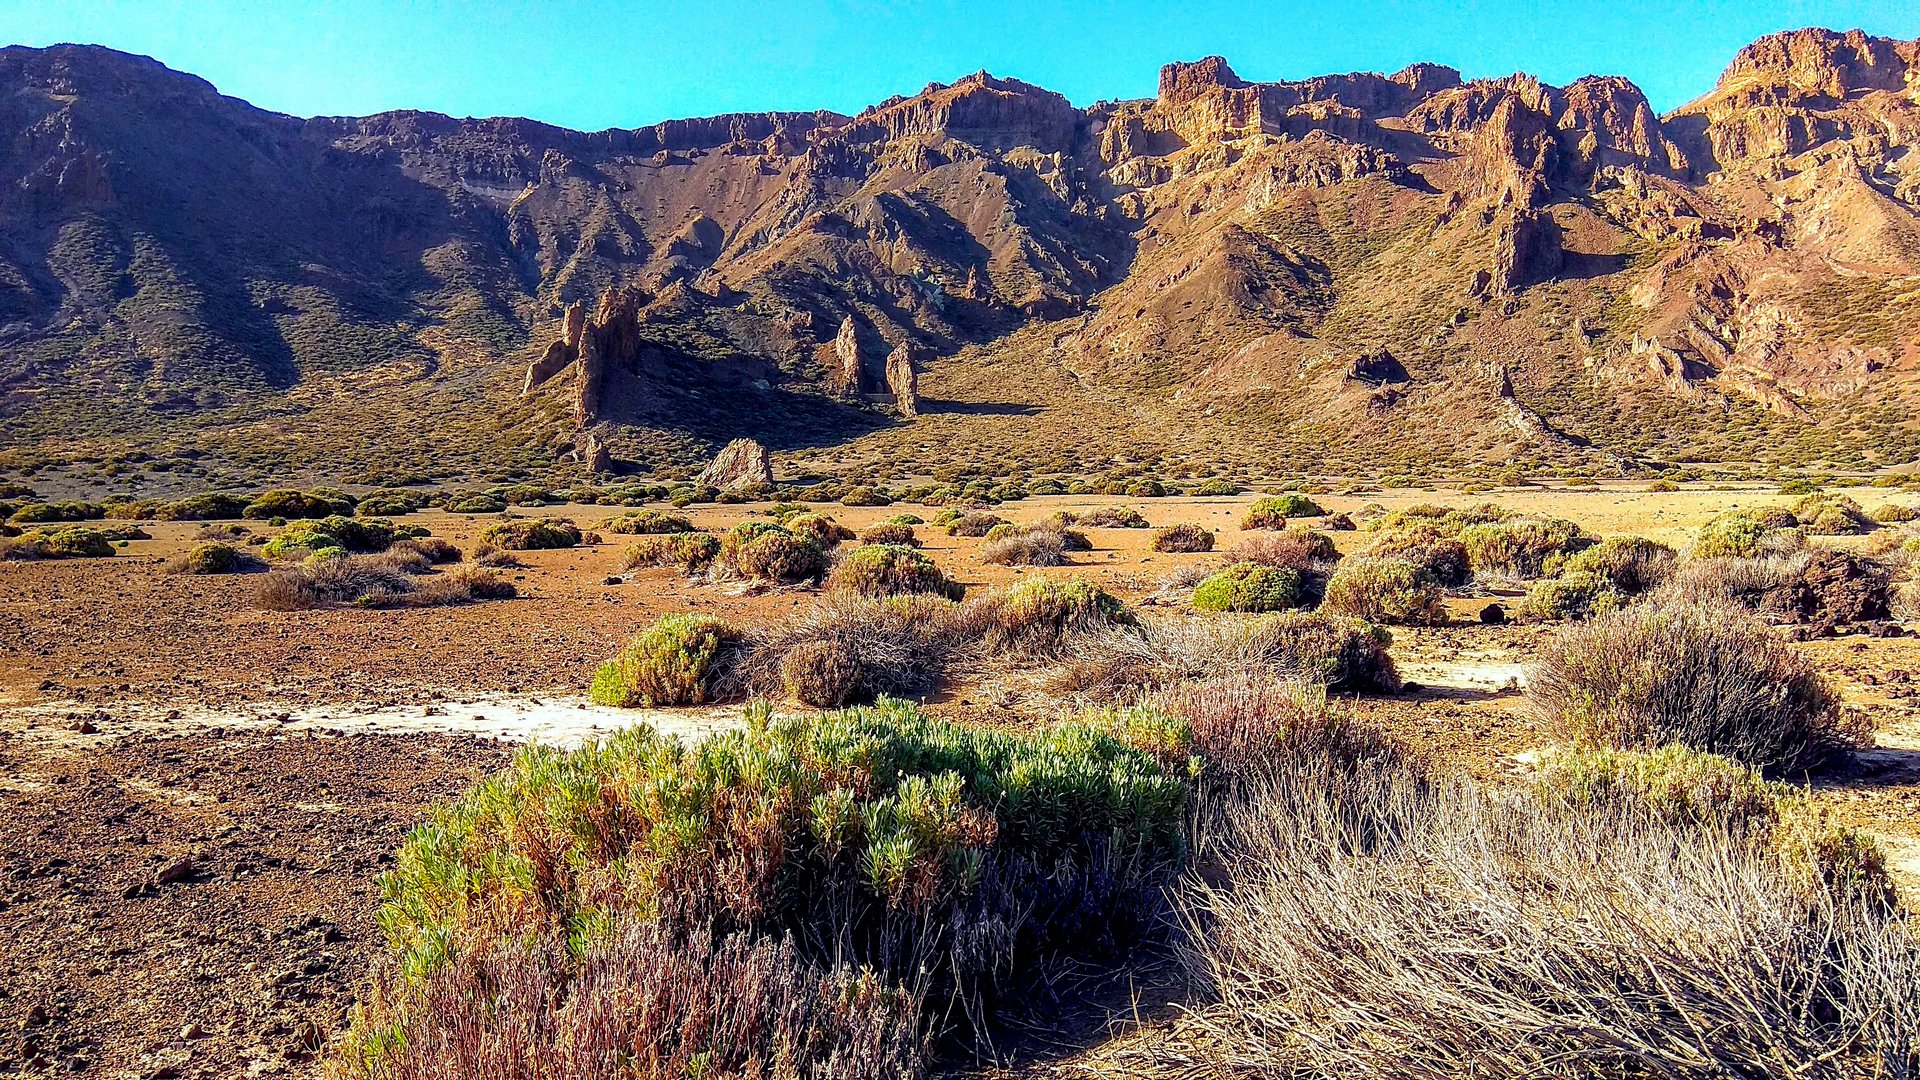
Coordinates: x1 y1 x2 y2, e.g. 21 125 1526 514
831 316 863 396
886 343 922 416
521 285 653 426
577 429 611 473
696 437 774 490
11 31 1920 479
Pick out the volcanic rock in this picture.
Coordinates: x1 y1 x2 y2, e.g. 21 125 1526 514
696 438 774 490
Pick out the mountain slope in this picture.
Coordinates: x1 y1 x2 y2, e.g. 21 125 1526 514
4 29 1920 486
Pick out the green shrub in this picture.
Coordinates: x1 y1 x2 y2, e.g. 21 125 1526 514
1793 494 1872 536
9 500 105 524
1193 479 1241 496
1693 509 1803 558
1458 518 1592 579
974 578 1135 657
242 489 353 520
786 512 856 546
352 490 429 517
346 699 1190 1075
829 544 963 600
886 512 925 526
446 492 509 514
172 542 254 574
1193 563 1304 613
1364 527 1468 585
1519 571 1624 622
1871 502 1919 524
859 522 918 546
1027 479 1066 496
1554 535 1676 593
946 512 1008 537
1535 745 1786 827
152 493 251 521
840 486 891 507
478 518 582 550
1528 599 1865 774
1153 524 1215 553
1126 479 1166 498
22 527 116 558
1079 506 1149 528
720 522 828 584
263 515 412 558
1243 495 1325 530
621 533 720 573
590 613 745 706
601 509 695 534
1321 556 1445 625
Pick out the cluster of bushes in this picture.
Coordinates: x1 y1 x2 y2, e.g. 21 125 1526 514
601 509 694 535
0 525 123 560
261 515 427 559
621 532 721 573
6 499 105 525
339 699 1194 1076
243 487 358 520
253 550 512 610
716 520 833 585
1242 494 1326 530
477 517 583 551
1518 535 1676 621
592 577 1138 710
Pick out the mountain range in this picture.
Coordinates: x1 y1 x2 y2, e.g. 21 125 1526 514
4 27 1920 486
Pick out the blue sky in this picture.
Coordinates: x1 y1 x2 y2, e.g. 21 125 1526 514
4 1 1916 128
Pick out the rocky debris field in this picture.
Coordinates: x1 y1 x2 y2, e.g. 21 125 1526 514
0 731 509 1078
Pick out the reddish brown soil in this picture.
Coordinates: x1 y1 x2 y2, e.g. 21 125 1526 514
0 731 509 1078
4 487 1920 1077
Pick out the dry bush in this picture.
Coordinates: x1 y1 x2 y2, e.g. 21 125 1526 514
1152 523 1215 553
719 522 828 584
1174 754 1920 1079
252 570 317 611
785 512 856 546
858 522 918 546
980 528 1068 567
1662 550 1891 629
1364 527 1469 585
1529 598 1866 775
1079 506 1149 529
945 512 1008 537
389 537 462 564
1063 611 1398 697
963 577 1135 659
339 924 922 1080
1553 534 1676 593
1147 675 1407 792
735 593 972 706
1321 556 1445 625
620 533 720 574
1794 494 1873 536
827 544 963 599
1228 529 1339 572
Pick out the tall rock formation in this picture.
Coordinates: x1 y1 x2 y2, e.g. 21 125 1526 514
831 316 863 397
886 343 921 416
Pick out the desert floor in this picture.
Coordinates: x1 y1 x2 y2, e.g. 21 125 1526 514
3 482 1918 1077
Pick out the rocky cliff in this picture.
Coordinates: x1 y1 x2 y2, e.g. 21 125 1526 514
5 28 1920 482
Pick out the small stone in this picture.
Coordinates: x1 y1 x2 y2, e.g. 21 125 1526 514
1479 602 1507 625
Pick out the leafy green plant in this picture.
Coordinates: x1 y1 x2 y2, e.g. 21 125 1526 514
1192 563 1304 613
1321 556 1445 625
590 613 746 707
829 544 963 600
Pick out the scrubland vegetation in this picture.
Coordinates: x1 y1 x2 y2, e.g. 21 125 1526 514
12 474 1920 1075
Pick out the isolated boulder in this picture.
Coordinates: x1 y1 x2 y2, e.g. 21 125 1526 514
697 438 774 490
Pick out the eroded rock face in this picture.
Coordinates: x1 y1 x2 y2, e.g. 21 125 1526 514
831 316 863 396
522 286 654 427
696 437 774 490
886 342 922 416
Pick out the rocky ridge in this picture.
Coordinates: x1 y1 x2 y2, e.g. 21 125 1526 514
5 28 1920 478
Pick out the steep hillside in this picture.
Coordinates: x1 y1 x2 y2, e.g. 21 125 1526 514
4 28 1920 486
